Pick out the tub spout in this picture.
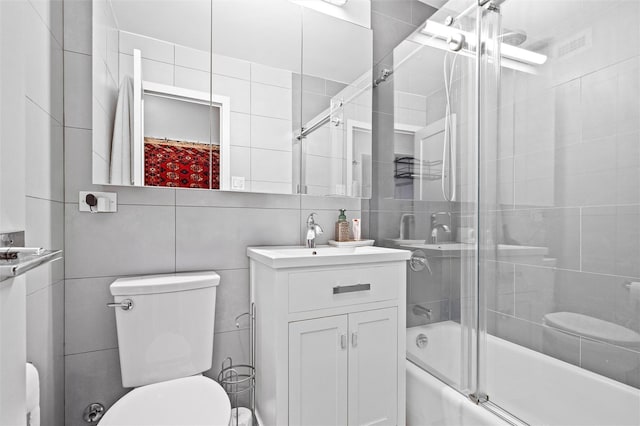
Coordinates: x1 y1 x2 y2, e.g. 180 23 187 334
412 304 432 321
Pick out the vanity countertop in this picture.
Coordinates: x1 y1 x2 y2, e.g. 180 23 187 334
247 245 410 269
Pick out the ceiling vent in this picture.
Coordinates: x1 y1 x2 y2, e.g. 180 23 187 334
555 29 592 60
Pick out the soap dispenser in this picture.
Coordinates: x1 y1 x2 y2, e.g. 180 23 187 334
335 209 350 242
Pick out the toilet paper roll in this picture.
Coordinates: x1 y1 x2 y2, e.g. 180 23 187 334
26 363 40 426
229 407 253 426
628 281 640 302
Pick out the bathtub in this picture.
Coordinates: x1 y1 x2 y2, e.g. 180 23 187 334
406 321 640 426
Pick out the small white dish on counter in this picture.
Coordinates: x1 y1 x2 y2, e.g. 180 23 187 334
328 239 375 248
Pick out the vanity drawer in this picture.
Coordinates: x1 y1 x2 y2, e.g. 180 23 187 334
288 265 398 313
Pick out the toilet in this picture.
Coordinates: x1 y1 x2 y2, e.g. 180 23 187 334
99 271 231 426
543 312 640 376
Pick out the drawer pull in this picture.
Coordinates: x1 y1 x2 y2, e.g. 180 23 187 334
333 283 371 294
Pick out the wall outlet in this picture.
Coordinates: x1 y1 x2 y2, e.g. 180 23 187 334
79 191 117 213
231 176 245 190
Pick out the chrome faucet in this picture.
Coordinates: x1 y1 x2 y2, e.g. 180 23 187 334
430 212 452 244
305 213 324 248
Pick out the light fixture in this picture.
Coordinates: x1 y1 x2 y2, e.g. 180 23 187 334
420 20 547 66
322 0 348 6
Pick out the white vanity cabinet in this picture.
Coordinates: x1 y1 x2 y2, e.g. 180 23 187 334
289 307 398 426
247 246 409 426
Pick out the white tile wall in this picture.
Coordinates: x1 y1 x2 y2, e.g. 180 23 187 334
65 51 92 129
26 281 64 426
174 65 210 92
65 205 177 279
251 116 292 151
250 181 292 194
119 31 174 63
65 349 126 426
213 54 251 80
251 63 292 89
25 3 64 123
175 45 210 72
65 277 119 355
251 148 293 183
175 206 300 271
28 0 62 44
230 113 251 147
25 100 64 201
230 146 252 181
213 75 251 113
251 82 292 120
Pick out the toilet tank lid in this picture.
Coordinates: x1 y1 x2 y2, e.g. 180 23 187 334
110 271 220 296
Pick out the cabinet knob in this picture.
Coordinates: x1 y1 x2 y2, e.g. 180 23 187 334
340 334 347 350
351 332 358 348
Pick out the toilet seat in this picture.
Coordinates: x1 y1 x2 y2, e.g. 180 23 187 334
99 376 231 426
544 312 640 348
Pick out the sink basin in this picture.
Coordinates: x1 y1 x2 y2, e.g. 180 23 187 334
400 242 548 258
386 238 426 247
247 245 410 268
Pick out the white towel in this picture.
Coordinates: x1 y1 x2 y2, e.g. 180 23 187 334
110 76 135 185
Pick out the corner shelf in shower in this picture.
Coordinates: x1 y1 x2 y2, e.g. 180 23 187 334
394 156 443 181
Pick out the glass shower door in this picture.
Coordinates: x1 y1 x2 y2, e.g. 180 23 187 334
396 0 495 398
481 0 640 425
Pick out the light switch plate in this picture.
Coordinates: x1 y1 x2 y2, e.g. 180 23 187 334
79 191 117 213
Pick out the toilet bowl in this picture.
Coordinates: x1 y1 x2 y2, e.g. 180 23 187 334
99 376 230 426
100 272 231 425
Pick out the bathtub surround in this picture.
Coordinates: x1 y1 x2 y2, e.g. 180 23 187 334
64 1 361 423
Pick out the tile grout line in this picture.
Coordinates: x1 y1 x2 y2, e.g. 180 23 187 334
579 207 583 272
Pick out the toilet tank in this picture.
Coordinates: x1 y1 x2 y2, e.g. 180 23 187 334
110 271 220 388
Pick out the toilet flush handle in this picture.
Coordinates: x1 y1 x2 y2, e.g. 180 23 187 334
106 298 134 311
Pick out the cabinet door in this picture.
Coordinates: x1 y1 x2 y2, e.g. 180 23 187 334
289 315 348 426
348 308 398 426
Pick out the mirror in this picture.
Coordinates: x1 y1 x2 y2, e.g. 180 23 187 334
392 38 475 202
92 0 215 188
211 0 302 194
299 7 373 197
92 0 371 197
